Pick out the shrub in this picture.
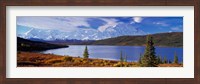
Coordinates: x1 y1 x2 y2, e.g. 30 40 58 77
113 62 122 67
74 59 81 63
82 60 88 64
45 59 63 64
113 62 129 67
63 57 73 62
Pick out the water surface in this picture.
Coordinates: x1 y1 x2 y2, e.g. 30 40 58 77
40 45 183 62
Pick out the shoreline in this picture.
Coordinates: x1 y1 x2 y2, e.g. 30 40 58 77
65 44 183 48
17 52 183 67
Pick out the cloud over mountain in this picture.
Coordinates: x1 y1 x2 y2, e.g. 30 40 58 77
17 17 183 41
18 23 146 40
132 17 143 23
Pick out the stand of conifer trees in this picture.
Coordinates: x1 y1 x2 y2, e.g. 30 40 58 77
139 35 179 67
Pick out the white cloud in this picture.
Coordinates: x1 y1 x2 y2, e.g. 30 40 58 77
171 26 183 31
171 27 181 31
132 17 143 23
153 22 169 26
97 18 118 32
17 16 91 32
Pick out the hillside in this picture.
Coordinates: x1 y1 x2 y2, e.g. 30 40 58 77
92 32 183 47
17 37 68 51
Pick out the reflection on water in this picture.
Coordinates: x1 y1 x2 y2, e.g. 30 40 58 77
40 45 183 62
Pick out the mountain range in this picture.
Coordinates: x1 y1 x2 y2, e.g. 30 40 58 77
17 32 183 48
17 23 146 41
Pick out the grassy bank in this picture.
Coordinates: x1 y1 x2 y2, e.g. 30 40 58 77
17 52 182 67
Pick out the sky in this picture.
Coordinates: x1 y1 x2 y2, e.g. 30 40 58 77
17 16 183 34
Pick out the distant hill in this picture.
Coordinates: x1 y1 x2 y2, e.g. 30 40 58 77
17 37 68 51
20 32 183 47
91 32 183 47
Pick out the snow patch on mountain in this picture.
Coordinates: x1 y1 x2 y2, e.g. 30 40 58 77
18 23 146 41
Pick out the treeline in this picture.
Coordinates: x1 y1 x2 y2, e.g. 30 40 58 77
92 32 183 47
138 52 180 66
138 35 180 67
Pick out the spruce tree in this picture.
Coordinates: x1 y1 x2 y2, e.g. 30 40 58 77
159 56 163 64
83 45 89 59
163 56 167 64
120 51 123 62
138 53 143 64
173 51 178 64
124 53 127 62
156 55 161 64
168 60 172 64
141 35 157 67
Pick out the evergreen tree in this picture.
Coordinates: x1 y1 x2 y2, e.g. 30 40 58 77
159 56 163 64
141 35 157 67
83 45 89 59
173 51 178 64
156 55 161 64
168 60 172 64
138 53 142 64
163 56 167 64
120 51 123 62
124 53 127 62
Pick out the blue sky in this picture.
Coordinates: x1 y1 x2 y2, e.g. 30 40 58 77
17 17 183 34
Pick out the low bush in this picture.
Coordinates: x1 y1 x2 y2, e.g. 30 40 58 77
63 57 73 62
45 59 63 64
74 59 81 63
113 62 129 67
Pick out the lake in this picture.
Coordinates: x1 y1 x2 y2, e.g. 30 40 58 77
40 45 183 62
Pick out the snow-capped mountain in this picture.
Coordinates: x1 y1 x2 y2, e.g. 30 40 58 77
18 23 146 41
